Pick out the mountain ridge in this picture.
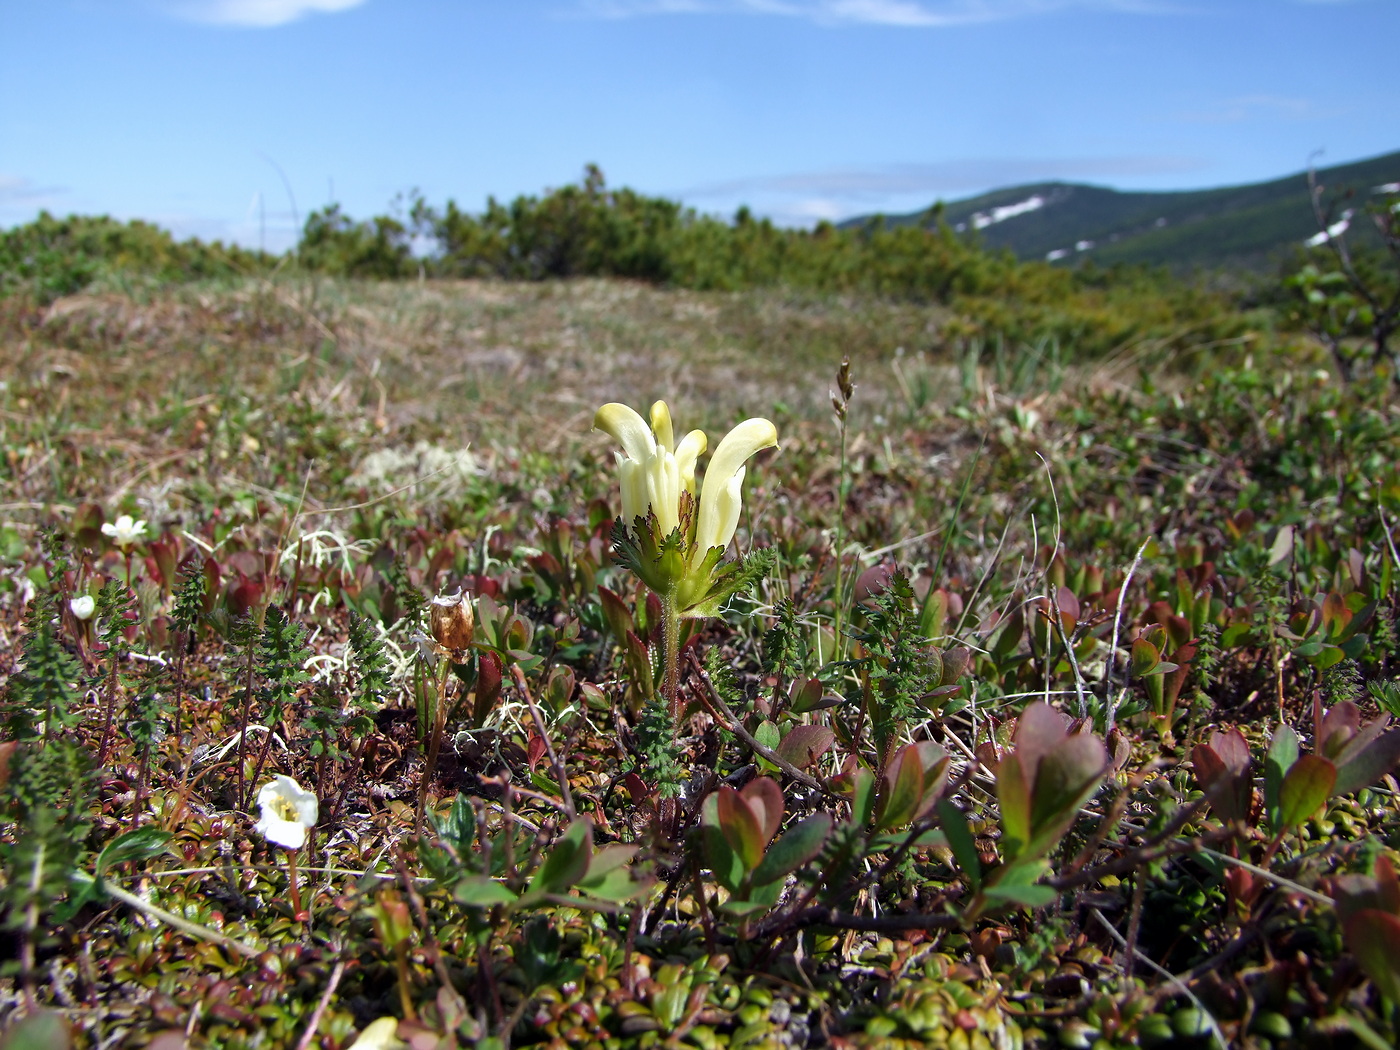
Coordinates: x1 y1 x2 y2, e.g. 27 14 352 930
843 149 1400 272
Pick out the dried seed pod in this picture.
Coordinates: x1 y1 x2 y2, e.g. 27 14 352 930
430 590 474 651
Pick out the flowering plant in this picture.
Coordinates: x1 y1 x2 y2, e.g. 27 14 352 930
595 399 778 724
594 400 778 620
253 775 318 850
101 514 148 549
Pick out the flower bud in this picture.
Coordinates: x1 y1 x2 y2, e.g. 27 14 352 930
429 590 474 652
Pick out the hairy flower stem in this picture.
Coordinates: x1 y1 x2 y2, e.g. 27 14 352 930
660 589 682 726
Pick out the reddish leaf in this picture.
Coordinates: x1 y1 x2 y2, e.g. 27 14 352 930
716 785 766 871
597 585 634 645
876 744 927 832
853 562 896 602
1192 728 1252 824
1343 910 1400 1003
473 650 503 727
526 733 547 770
775 724 835 769
1011 701 1070 788
740 777 785 847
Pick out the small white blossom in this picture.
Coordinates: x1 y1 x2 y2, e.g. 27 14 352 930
101 514 148 548
253 775 318 850
70 595 96 621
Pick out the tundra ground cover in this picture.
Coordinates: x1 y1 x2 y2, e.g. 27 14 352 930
1 275 1398 1050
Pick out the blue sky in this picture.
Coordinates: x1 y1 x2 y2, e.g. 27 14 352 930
2 0 1396 250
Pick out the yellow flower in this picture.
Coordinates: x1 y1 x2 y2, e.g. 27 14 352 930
593 401 777 554
593 401 707 539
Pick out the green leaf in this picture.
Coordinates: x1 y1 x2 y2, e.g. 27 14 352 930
995 753 1032 860
850 767 878 828
1130 638 1161 677
1277 754 1336 829
434 793 476 856
875 744 927 832
95 828 173 876
454 876 519 908
1265 725 1300 830
718 897 772 918
751 813 832 886
981 882 1057 909
937 799 982 891
577 844 650 902
0 1010 71 1050
700 792 744 888
527 818 593 896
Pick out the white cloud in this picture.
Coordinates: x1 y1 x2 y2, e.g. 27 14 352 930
0 175 70 225
165 0 368 28
675 155 1205 227
684 155 1204 200
1173 94 1333 124
576 0 1179 27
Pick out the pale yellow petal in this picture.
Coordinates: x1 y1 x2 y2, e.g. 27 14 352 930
674 429 707 493
649 401 675 453
348 1017 408 1050
696 466 745 552
695 418 776 549
646 451 682 535
618 457 648 525
594 403 655 463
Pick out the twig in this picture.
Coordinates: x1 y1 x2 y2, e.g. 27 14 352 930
1104 538 1151 734
687 652 833 796
773 905 961 934
1198 847 1334 905
75 871 261 959
1089 908 1227 1050
293 959 346 1050
1047 584 1089 720
510 665 575 819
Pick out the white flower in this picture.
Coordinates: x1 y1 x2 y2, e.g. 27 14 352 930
101 514 148 548
347 1018 407 1050
593 401 777 552
70 595 96 621
253 775 318 850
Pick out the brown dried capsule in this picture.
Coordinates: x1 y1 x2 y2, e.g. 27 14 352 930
430 589 474 652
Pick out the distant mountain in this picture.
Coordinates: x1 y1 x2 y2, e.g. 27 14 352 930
847 150 1400 273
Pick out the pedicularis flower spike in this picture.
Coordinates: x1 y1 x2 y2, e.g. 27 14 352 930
594 401 777 552
594 400 778 619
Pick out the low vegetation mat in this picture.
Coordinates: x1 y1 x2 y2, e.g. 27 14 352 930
1 269 1399 1050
